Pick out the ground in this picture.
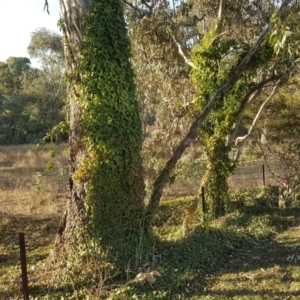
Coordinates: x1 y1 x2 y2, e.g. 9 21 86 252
201 225 300 299
0 145 299 299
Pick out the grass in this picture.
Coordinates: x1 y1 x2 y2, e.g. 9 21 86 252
0 145 300 299
200 207 300 300
0 144 68 299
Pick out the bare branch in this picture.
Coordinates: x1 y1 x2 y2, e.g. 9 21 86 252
122 0 164 18
233 75 282 118
141 0 153 10
169 14 206 68
44 0 50 15
233 79 283 161
218 0 225 19
122 0 143 18
170 34 196 68
176 14 206 30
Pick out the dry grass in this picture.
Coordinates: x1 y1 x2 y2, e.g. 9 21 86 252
0 144 68 299
0 144 68 216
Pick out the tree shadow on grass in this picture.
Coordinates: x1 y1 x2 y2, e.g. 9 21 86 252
124 205 300 299
0 284 76 300
1 204 300 299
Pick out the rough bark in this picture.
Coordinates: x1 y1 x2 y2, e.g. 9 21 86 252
52 0 89 262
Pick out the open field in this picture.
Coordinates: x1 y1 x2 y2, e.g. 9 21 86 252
0 144 68 298
0 145 300 299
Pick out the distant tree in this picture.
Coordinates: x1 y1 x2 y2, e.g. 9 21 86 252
0 57 32 143
0 57 30 96
28 28 66 142
0 56 66 144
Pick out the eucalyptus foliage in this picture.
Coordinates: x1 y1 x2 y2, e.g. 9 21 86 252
0 57 65 144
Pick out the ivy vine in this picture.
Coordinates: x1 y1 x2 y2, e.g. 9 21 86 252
69 0 145 262
191 30 274 220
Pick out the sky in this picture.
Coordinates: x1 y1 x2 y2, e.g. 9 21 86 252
0 0 60 68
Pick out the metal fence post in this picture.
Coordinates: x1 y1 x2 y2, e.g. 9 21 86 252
19 232 29 300
262 164 266 186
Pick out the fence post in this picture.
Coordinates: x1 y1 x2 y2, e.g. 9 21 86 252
201 186 205 212
262 164 266 186
201 186 205 223
19 233 29 300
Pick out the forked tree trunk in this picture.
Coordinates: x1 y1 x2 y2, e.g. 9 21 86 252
53 0 145 266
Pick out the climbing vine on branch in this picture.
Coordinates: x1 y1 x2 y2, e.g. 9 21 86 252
145 0 294 225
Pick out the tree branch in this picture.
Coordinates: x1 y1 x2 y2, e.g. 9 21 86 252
141 0 153 10
175 14 206 31
122 0 164 18
170 34 196 68
122 0 143 18
44 0 50 15
225 77 280 146
233 75 282 118
215 0 225 31
168 14 206 68
233 78 283 161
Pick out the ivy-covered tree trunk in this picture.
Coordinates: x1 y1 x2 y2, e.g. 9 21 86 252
200 136 233 219
53 0 145 267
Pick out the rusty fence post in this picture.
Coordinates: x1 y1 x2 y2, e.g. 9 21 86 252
19 232 29 300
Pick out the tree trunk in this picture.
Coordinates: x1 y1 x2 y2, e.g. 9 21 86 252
52 0 145 269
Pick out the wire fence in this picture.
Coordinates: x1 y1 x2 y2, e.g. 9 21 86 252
229 163 272 188
0 158 289 199
163 161 290 199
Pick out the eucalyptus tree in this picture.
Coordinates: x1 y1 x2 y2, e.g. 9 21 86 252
0 57 31 96
123 0 300 222
21 66 66 141
190 0 300 219
0 57 34 143
127 2 199 197
50 0 145 274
